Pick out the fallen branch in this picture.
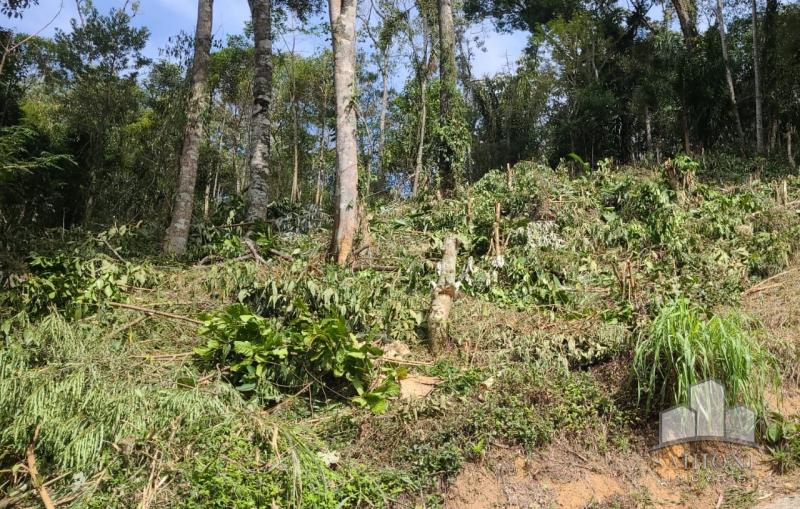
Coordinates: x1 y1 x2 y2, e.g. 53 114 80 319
0 472 70 509
266 382 313 415
744 282 783 295
212 221 256 229
102 315 149 342
107 302 203 325
244 238 268 265
378 356 432 366
194 254 252 266
135 352 194 360
351 243 370 259
266 248 293 261
743 268 800 295
100 238 127 264
245 239 293 264
26 426 56 509
352 264 397 272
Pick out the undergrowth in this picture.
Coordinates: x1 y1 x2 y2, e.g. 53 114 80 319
632 298 778 413
2 158 799 506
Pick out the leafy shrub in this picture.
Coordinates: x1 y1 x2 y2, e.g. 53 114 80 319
2 251 149 319
632 298 778 413
249 265 426 344
195 304 400 413
765 413 800 472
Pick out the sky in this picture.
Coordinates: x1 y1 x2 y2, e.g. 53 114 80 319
7 0 530 78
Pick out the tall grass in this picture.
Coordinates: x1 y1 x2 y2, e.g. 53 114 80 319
632 298 777 413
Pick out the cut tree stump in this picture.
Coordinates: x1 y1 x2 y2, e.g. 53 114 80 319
428 235 458 353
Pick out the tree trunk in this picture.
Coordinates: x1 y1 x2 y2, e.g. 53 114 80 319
645 106 653 156
314 87 329 208
438 0 457 194
672 0 698 50
671 0 697 155
328 0 359 266
377 56 389 191
164 0 213 254
716 0 745 143
763 0 778 150
428 235 457 352
788 127 796 171
291 93 300 203
245 0 273 221
680 93 691 154
412 76 428 196
752 0 764 154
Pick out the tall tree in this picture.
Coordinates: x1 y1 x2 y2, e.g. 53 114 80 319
715 0 745 143
328 0 359 265
246 0 273 221
751 0 764 154
163 0 212 254
671 0 697 154
762 0 778 151
438 0 456 193
409 11 433 196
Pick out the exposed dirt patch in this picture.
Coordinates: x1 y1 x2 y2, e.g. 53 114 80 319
439 267 800 508
443 441 794 508
743 267 800 385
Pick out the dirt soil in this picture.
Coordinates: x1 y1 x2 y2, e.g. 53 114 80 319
441 267 800 509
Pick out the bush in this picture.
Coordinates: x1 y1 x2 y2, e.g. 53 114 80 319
195 304 400 413
632 298 778 413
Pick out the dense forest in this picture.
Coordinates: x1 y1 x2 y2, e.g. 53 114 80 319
2 0 800 507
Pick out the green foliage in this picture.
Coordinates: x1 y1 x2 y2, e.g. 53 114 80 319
2 250 149 319
195 304 399 413
0 312 247 472
0 125 74 180
249 264 426 345
765 413 800 473
179 423 410 509
468 366 623 448
632 298 778 413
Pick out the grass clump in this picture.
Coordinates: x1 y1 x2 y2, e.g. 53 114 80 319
632 298 778 413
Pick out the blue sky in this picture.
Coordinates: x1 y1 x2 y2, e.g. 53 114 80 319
7 0 530 78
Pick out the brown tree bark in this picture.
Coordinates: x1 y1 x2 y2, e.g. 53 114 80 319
412 76 428 196
671 0 697 154
164 0 213 254
672 0 698 50
328 0 359 266
245 0 273 221
438 0 457 194
377 56 389 191
428 235 458 352
715 0 745 143
751 0 765 154
405 10 433 196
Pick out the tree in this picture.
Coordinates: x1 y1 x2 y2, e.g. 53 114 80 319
715 0 744 143
328 0 359 265
437 0 456 193
751 0 764 154
671 0 698 154
245 0 273 221
164 0 212 254
0 0 37 18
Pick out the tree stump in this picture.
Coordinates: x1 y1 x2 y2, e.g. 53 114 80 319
428 235 458 353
